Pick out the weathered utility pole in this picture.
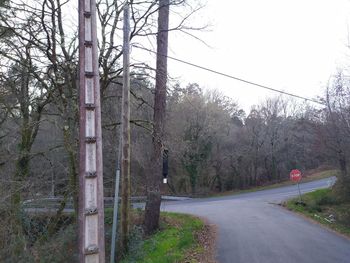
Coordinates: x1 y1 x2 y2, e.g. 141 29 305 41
78 0 105 261
110 2 131 260
144 0 170 235
120 2 131 252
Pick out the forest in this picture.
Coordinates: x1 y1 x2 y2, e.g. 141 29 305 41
1 0 350 261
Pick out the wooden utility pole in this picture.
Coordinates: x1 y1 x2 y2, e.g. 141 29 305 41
120 3 131 251
78 0 105 261
144 0 169 235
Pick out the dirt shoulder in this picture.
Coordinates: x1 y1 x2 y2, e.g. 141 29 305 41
182 218 218 263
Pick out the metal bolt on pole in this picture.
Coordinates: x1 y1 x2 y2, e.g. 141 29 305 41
78 0 105 261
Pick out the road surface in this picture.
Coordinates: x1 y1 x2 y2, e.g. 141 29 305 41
161 177 350 263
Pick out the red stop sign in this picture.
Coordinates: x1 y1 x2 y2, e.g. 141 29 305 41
290 169 302 182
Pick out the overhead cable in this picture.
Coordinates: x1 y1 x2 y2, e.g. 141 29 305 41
133 45 325 106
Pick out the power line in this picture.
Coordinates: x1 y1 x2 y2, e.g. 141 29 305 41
133 45 325 106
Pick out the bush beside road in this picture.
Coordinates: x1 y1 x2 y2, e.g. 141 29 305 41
284 188 350 238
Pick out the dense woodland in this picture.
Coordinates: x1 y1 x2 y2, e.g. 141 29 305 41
1 0 350 261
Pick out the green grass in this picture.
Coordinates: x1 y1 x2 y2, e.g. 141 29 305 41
121 212 204 263
284 188 350 237
14 209 204 263
210 169 338 198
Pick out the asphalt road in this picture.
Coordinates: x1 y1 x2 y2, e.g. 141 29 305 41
161 177 350 263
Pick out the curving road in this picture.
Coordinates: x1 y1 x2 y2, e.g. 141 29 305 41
161 177 350 263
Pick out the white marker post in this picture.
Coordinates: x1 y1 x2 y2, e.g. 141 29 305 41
290 169 302 203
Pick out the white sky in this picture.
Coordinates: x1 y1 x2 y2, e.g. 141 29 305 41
161 0 350 111
64 0 350 112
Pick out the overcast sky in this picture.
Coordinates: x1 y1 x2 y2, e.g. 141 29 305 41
157 0 350 111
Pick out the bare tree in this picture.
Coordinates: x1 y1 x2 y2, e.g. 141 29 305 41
323 72 350 200
0 42 52 256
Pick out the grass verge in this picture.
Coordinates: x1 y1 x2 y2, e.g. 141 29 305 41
210 169 338 198
8 209 213 263
121 212 210 263
284 188 350 238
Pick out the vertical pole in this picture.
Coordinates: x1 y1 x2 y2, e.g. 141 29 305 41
78 0 105 261
110 135 122 262
297 182 302 203
120 3 131 252
110 168 120 263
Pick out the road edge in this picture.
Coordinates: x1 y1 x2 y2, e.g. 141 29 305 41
280 203 350 241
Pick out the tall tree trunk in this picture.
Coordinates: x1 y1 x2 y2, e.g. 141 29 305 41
10 63 34 254
144 0 169 235
12 126 31 210
10 128 31 255
47 74 79 235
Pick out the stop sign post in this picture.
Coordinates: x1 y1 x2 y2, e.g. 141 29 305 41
290 169 303 202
